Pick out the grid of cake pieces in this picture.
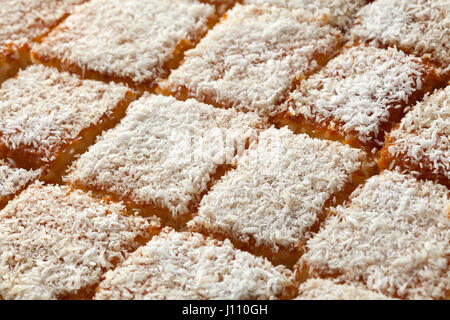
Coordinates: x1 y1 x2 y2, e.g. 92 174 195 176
0 0 448 300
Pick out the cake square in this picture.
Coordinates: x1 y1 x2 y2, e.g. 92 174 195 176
379 86 449 187
32 0 217 90
159 4 343 117
200 0 237 16
0 159 41 209
0 0 87 83
0 64 135 182
243 0 370 30
299 170 450 300
295 279 395 300
94 228 297 300
65 94 265 226
279 45 439 152
188 127 372 266
351 0 450 79
0 183 160 300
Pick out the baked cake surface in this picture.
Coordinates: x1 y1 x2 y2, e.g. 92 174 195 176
282 45 439 151
299 170 450 300
0 159 41 209
295 278 395 300
160 4 343 117
0 0 448 301
0 183 159 300
351 0 450 77
0 64 133 180
32 0 216 89
94 228 297 300
244 0 369 30
200 0 237 15
380 86 449 187
0 0 86 49
188 127 371 266
0 0 87 82
66 94 265 223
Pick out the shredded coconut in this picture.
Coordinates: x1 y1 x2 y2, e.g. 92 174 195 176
0 182 159 300
295 278 395 300
300 170 450 300
161 4 342 117
0 159 40 206
0 0 86 56
285 45 433 148
351 0 450 75
0 64 131 166
33 0 215 86
188 127 368 254
384 86 449 185
94 228 296 300
65 93 265 219
244 0 369 30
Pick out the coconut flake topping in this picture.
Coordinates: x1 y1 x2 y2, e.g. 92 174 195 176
95 228 295 300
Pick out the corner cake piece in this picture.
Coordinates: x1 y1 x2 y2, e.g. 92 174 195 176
243 0 370 31
379 86 449 187
0 183 160 300
351 0 450 79
0 0 87 83
295 279 395 300
299 170 450 300
94 228 297 300
32 0 217 90
0 64 135 182
188 127 373 266
159 4 343 117
65 94 265 226
0 159 41 209
279 45 439 152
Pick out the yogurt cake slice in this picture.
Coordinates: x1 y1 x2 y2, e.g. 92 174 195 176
66 94 265 226
351 0 450 79
295 278 395 300
0 183 160 300
243 0 370 31
379 85 450 187
279 45 440 152
159 4 343 117
299 170 450 300
0 64 135 182
32 0 217 90
94 228 297 300
188 127 373 266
